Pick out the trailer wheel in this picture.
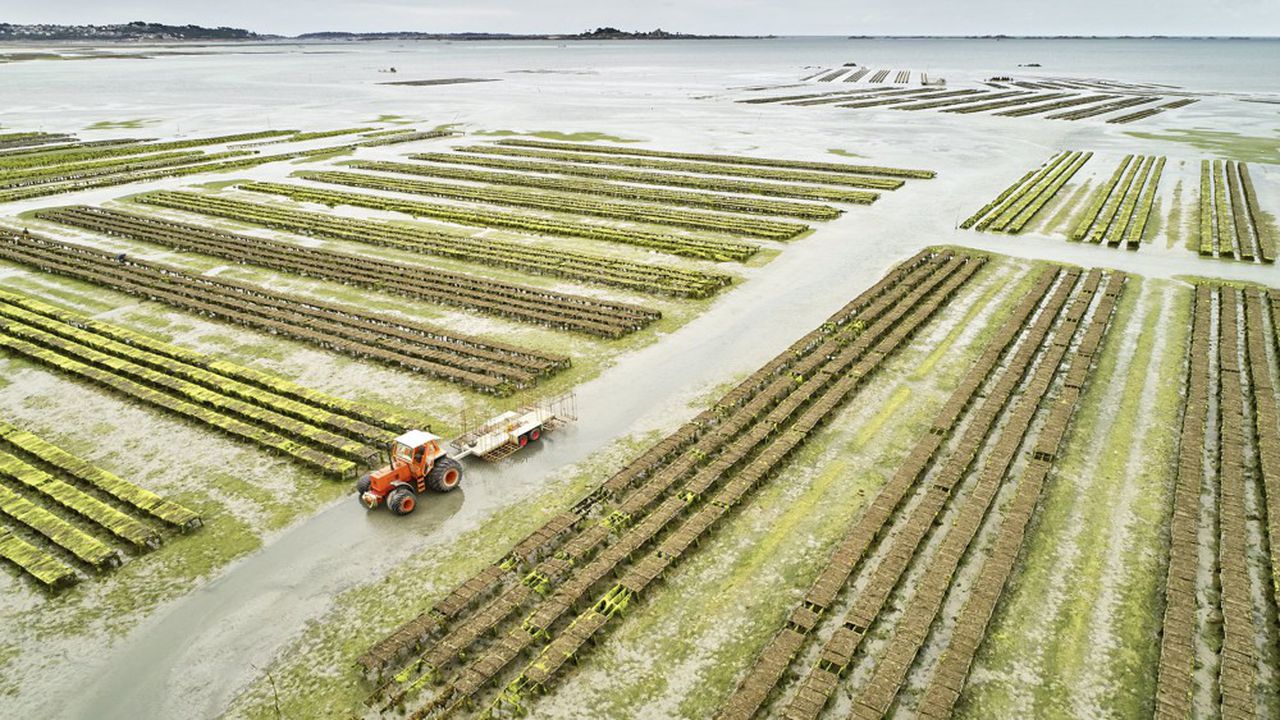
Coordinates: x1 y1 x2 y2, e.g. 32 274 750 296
388 487 417 516
426 456 463 493
529 427 541 442
518 433 528 447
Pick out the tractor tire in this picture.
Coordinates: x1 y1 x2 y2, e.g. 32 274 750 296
356 474 371 495
426 456 463 493
388 487 417 516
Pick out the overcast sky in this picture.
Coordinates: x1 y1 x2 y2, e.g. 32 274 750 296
5 0 1279 37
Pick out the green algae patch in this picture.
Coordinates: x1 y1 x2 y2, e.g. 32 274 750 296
474 129 642 143
910 271 1010 381
1035 179 1093 236
190 177 249 191
1144 195 1165 244
1125 128 1280 165
1168 179 1185 250
743 246 781 268
367 114 418 125
85 119 157 130
850 386 912 452
0 642 19 696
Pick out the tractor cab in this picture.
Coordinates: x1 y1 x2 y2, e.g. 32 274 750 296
356 430 463 516
389 430 442 476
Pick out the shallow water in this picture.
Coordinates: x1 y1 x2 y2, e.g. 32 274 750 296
2 37 1278 132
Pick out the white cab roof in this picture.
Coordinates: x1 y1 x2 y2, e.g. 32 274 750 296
394 429 441 447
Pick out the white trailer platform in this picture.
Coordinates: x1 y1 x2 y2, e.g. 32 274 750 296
451 392 577 461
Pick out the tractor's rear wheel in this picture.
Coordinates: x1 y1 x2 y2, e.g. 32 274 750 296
426 456 463 493
388 487 417 516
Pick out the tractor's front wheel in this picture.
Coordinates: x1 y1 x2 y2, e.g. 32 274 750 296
356 474 375 509
388 487 417 516
427 456 463 493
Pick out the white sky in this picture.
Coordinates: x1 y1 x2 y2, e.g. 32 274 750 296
3 0 1278 36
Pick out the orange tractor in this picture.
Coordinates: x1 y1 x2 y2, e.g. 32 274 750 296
356 394 577 517
356 430 463 516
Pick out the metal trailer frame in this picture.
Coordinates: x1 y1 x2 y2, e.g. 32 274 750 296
451 391 578 461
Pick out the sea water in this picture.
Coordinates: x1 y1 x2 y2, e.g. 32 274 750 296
0 37 1276 133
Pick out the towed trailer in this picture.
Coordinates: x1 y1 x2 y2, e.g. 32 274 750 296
451 391 577 461
356 392 577 516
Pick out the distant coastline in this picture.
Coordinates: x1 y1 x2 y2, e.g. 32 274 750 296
296 27 772 41
0 22 770 42
0 22 261 41
0 22 1271 43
